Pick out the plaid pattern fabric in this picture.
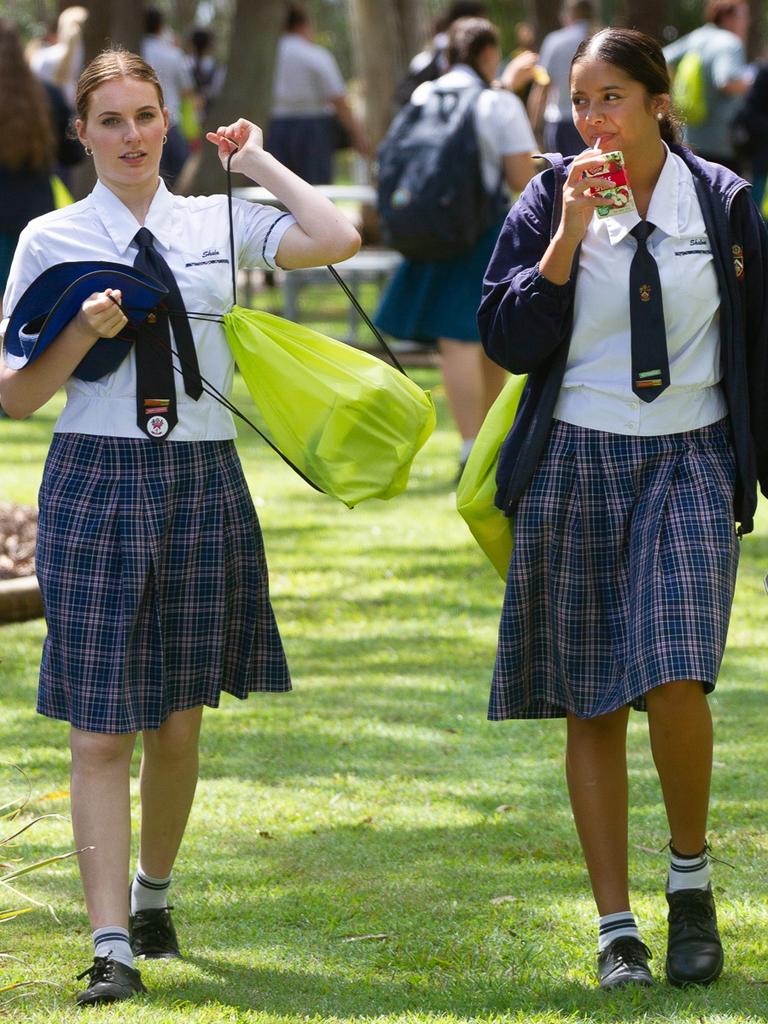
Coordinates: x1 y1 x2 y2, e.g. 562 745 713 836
490 418 739 720
36 435 291 734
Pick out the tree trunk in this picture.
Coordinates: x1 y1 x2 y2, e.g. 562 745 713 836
620 0 666 38
81 0 111 63
182 0 283 195
528 0 561 47
394 0 431 70
81 0 143 60
348 0 401 151
110 2 144 52
747 0 764 60
172 0 200 35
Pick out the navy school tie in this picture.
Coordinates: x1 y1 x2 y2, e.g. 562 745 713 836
629 221 670 403
133 227 202 439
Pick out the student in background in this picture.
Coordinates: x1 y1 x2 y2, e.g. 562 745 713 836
527 0 595 155
663 0 751 171
376 17 537 479
268 3 368 185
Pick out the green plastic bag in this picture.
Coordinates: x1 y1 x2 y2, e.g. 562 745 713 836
223 306 436 507
456 372 527 580
672 50 707 127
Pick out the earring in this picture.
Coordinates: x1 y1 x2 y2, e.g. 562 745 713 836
657 112 664 121
84 145 93 155
162 135 168 146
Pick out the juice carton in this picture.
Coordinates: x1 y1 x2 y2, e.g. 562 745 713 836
586 149 636 219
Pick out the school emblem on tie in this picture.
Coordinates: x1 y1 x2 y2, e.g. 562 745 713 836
732 243 744 280
639 284 652 302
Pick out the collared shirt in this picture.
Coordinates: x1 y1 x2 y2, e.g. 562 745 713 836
271 33 346 118
1 179 296 441
553 145 726 435
539 20 591 124
411 65 536 195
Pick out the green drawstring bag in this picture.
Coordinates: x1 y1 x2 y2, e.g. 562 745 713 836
223 306 436 508
456 372 527 579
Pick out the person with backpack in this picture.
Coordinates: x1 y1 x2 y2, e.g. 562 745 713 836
478 27 768 988
663 0 751 171
375 16 536 479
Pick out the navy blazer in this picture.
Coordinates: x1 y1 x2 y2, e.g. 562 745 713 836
478 145 768 536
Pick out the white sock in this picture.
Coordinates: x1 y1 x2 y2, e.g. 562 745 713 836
598 911 640 952
93 926 133 968
667 843 710 892
131 862 172 913
459 438 474 463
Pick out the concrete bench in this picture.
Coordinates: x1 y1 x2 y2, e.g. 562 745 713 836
232 184 405 347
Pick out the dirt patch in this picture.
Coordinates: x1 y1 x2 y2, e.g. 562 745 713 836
0 503 37 579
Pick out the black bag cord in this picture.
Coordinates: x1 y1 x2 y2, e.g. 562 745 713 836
107 141 416 489
225 146 408 376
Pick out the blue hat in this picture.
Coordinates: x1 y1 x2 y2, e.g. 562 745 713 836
3 262 168 382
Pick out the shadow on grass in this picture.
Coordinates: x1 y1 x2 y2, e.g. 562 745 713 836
146 955 768 1020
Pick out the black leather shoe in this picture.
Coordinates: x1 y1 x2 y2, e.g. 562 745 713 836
666 885 723 986
598 936 654 989
129 906 182 959
75 956 147 1006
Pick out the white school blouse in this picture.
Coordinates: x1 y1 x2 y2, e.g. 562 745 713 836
1 179 296 442
553 145 727 436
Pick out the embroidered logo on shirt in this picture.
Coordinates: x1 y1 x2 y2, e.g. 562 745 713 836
185 247 229 268
732 243 744 280
674 235 712 256
639 284 652 302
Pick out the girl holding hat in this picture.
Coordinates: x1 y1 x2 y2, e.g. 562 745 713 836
0 49 358 1006
478 28 768 989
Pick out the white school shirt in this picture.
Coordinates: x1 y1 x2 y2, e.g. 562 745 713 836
271 33 346 118
1 178 296 442
411 66 536 195
553 145 726 435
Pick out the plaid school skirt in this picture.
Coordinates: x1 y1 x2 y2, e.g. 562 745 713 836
489 418 739 720
36 434 291 733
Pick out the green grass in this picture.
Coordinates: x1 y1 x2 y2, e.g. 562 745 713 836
2 374 768 1022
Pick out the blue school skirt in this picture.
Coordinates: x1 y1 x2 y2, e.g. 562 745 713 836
489 418 739 720
35 434 291 733
374 218 505 344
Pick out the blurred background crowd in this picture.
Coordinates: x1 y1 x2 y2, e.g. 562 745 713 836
1 0 766 450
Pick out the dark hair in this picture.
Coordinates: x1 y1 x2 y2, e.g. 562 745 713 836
190 28 213 56
0 18 54 171
564 0 594 19
285 3 309 32
447 17 499 80
144 7 164 35
436 2 488 34
571 28 682 145
704 0 745 26
76 48 165 123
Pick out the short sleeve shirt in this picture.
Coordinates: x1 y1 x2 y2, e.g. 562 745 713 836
1 179 296 441
271 34 346 118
